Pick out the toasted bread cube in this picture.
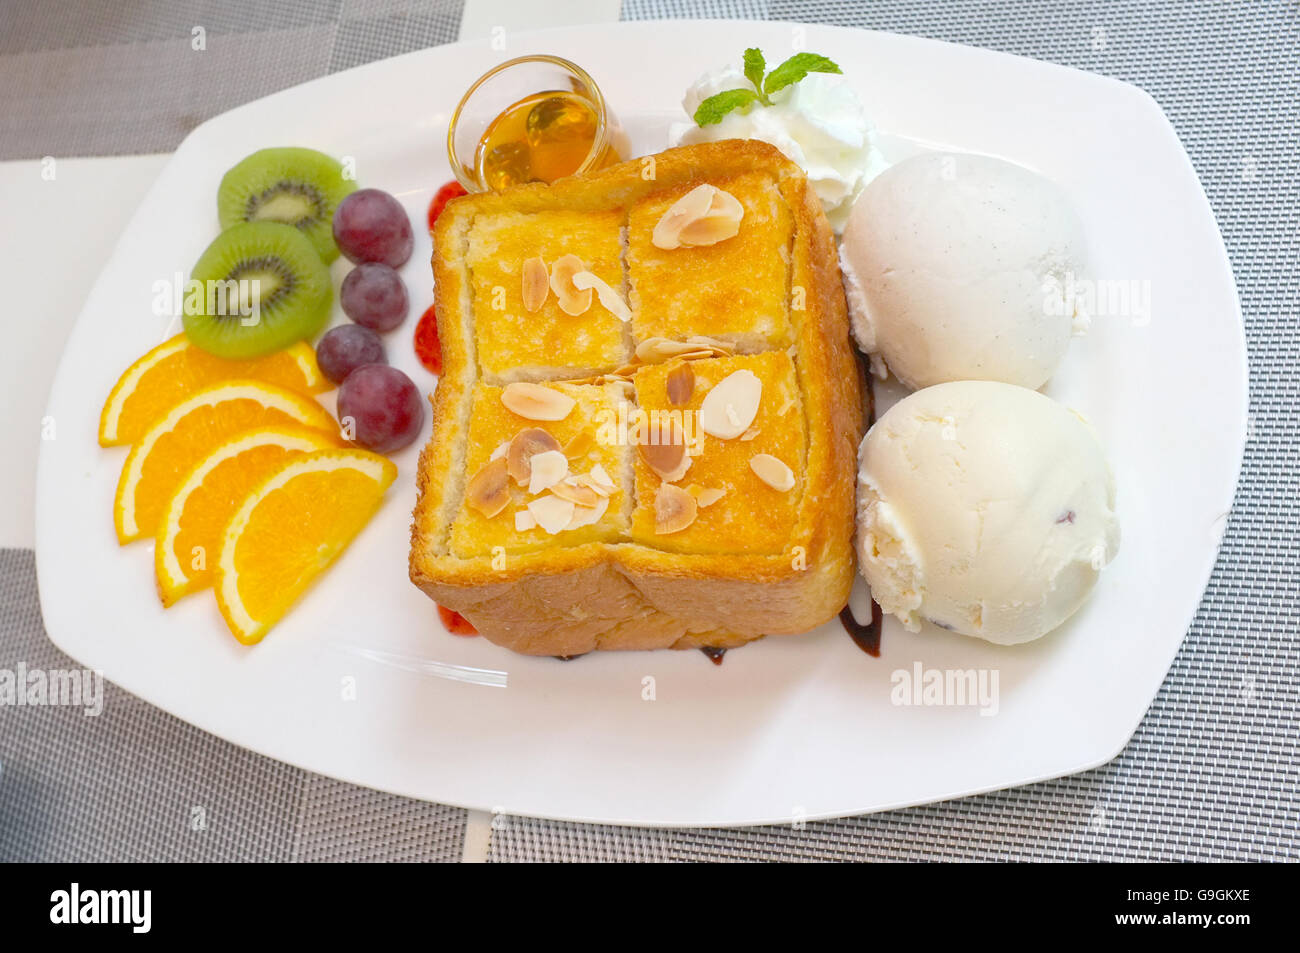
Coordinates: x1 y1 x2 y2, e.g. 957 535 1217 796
630 351 805 554
449 380 632 557
414 141 861 657
627 172 793 351
467 210 628 382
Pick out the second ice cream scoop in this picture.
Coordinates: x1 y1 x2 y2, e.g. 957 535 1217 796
857 380 1120 645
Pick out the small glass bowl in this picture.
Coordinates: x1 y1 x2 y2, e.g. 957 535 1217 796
447 54 626 193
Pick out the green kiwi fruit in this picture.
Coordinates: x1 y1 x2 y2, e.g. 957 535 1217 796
183 221 332 359
217 147 355 263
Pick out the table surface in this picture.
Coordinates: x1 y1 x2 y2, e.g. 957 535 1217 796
0 0 1295 862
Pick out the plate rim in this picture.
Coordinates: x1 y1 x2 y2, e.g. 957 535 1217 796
34 19 1249 827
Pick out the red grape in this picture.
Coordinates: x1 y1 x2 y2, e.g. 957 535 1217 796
333 188 414 268
340 262 408 332
316 324 385 385
337 363 424 453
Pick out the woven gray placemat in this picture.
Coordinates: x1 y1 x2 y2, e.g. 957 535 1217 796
1 0 1295 862
0 550 466 861
483 0 1300 861
0 0 465 160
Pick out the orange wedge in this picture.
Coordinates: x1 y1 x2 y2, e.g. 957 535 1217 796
154 425 344 607
214 449 397 644
113 380 337 543
99 333 330 447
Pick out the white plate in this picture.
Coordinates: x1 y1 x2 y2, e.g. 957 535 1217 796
36 21 1246 827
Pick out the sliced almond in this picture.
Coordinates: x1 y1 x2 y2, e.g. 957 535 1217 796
651 183 716 249
740 426 761 441
574 475 612 498
521 256 549 312
635 337 718 364
684 335 734 356
550 480 600 507
681 186 743 246
588 463 616 495
686 484 726 508
506 428 561 485
489 440 510 461
665 363 695 406
572 271 631 323
528 495 575 535
526 449 568 495
501 382 575 421
466 457 510 518
515 509 537 532
651 184 744 250
562 429 593 459
606 362 640 380
635 338 692 363
654 456 694 485
679 218 742 245
664 348 715 364
565 495 610 531
566 474 602 498
699 369 762 439
549 254 592 316
638 417 690 481
608 379 635 401
696 487 726 508
750 453 795 492
654 483 698 535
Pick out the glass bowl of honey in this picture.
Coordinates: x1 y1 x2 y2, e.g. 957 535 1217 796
447 55 627 193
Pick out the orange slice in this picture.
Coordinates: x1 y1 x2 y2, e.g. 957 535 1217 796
214 449 397 644
99 333 330 447
154 424 344 607
113 380 337 543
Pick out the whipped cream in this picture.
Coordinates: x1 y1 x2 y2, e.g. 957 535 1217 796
669 67 888 231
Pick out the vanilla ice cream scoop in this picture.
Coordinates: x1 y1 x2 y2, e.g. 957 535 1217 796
840 152 1088 389
857 381 1119 644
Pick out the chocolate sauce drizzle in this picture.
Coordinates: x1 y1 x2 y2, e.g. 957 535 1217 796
840 601 883 657
838 354 883 657
699 647 727 666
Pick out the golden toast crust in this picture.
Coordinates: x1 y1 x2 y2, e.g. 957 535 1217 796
410 140 862 655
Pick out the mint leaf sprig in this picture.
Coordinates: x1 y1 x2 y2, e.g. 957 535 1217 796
693 47 842 126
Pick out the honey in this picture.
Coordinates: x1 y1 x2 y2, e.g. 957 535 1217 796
475 90 620 191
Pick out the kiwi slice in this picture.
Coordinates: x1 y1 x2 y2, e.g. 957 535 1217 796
217 147 355 263
183 221 332 359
